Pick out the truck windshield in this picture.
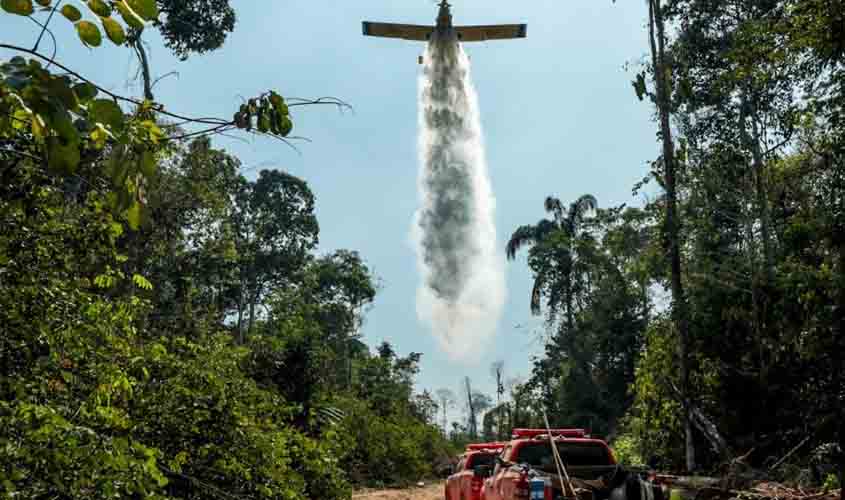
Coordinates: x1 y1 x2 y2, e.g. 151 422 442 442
515 442 611 468
467 453 496 469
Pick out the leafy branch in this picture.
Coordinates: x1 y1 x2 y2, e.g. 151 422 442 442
0 43 350 144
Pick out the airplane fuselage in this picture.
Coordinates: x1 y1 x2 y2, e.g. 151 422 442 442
435 1 454 38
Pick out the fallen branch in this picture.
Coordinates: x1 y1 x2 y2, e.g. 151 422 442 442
769 437 811 472
668 380 732 461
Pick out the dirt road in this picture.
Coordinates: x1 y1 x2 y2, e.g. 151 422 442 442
352 482 444 500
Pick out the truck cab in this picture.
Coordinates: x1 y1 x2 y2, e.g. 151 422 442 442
446 442 506 500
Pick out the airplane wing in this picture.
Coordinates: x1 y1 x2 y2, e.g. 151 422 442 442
455 24 527 42
362 22 434 41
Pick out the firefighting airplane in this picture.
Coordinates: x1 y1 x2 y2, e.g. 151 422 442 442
362 0 527 62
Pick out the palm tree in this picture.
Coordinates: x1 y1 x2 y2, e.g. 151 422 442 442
505 194 597 332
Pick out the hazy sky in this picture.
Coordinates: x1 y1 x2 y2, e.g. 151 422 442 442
2 0 658 407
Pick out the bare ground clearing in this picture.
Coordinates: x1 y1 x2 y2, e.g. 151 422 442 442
352 482 444 500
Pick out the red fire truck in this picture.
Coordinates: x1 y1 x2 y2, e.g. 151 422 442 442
480 428 620 500
445 442 506 500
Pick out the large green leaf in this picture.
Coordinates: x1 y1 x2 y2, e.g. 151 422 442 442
88 99 124 129
101 16 126 45
47 108 80 144
1 0 34 16
47 77 80 111
132 274 153 290
139 149 155 177
279 116 293 137
86 0 110 16
126 0 155 20
115 0 143 28
76 20 102 47
60 4 81 21
269 92 289 116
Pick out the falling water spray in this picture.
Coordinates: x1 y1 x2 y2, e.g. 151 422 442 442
413 33 505 360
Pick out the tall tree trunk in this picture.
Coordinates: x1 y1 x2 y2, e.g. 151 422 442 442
838 254 844 500
742 170 766 443
836 178 844 500
347 336 352 390
465 377 476 439
565 274 574 333
738 94 776 444
648 0 696 472
236 294 244 344
248 299 255 335
236 268 245 344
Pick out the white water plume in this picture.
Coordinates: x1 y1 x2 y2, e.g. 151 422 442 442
412 33 505 360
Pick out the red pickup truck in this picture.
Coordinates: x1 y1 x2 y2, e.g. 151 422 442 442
481 428 631 500
445 442 506 500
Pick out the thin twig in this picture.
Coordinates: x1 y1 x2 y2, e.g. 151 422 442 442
33 0 63 53
1 148 41 163
27 16 58 68
151 71 179 89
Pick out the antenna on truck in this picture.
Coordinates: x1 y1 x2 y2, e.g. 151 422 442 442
543 410 577 499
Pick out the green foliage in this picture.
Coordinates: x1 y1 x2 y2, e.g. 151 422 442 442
1 4 439 496
233 92 294 137
155 0 237 59
508 203 654 436
611 434 645 467
337 363 453 487
822 473 840 492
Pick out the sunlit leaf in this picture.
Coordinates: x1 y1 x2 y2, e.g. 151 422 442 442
30 112 45 139
76 20 103 47
126 0 155 20
60 4 81 21
132 274 153 290
125 201 142 230
90 123 110 149
1 0 34 16
101 16 126 45
34 0 50 5
87 0 110 16
115 0 143 29
139 149 155 177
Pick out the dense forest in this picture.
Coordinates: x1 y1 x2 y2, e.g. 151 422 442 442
459 0 844 487
1 1 454 497
1 0 844 498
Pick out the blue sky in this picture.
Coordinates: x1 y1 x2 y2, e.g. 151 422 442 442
2 0 658 413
